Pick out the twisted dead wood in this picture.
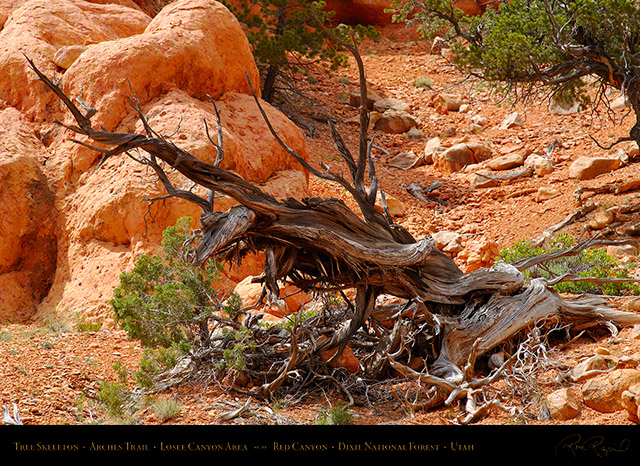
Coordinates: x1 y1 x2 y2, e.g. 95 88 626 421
26 50 640 409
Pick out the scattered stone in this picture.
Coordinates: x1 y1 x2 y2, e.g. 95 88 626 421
387 150 423 170
535 187 561 202
406 127 425 140
434 142 491 173
457 238 500 272
233 275 310 316
621 382 640 422
582 369 640 413
627 141 640 158
523 154 554 176
606 244 638 259
568 354 616 382
486 151 526 170
423 137 441 164
373 97 411 114
548 97 583 115
348 88 383 109
442 126 457 137
373 109 420 134
499 112 524 130
547 388 581 421
53 45 88 70
488 351 505 370
470 170 499 189
568 156 622 180
432 92 463 113
471 115 488 126
320 343 360 373
589 210 615 230
432 231 464 255
375 193 404 217
459 103 471 113
611 93 629 111
465 122 482 133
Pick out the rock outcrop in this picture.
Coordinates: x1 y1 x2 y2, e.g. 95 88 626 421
0 0 309 325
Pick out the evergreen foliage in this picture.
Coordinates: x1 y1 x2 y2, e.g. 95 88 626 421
391 0 640 145
497 233 640 295
111 217 240 350
225 0 378 103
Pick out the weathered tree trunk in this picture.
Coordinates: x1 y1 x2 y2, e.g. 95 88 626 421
26 43 640 410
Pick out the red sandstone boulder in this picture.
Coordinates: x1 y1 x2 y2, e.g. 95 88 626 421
0 105 57 322
0 0 150 122
0 0 308 324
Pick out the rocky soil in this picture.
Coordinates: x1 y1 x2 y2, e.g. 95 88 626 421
1 2 640 429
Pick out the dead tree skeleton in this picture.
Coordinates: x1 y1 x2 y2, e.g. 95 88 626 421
26 41 640 413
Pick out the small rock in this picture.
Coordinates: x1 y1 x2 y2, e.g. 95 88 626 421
487 151 526 170
582 369 640 413
471 115 488 126
470 170 499 189
432 231 464 255
465 122 482 133
457 238 500 272
373 97 411 114
434 142 492 174
442 126 457 137
568 354 615 382
524 154 554 176
423 137 441 164
621 383 640 422
349 88 383 109
434 143 473 173
607 244 638 258
589 210 615 230
488 351 505 370
547 388 581 420
320 344 360 373
569 156 622 180
548 98 582 115
611 93 629 111
387 150 423 170
375 193 404 217
406 127 425 140
499 112 524 130
432 93 463 113
535 187 561 202
373 109 420 134
459 103 471 113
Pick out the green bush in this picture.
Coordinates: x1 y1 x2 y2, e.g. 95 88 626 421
497 233 640 295
111 217 240 349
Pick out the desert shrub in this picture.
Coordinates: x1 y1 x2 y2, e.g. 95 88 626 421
497 233 640 295
111 217 240 350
